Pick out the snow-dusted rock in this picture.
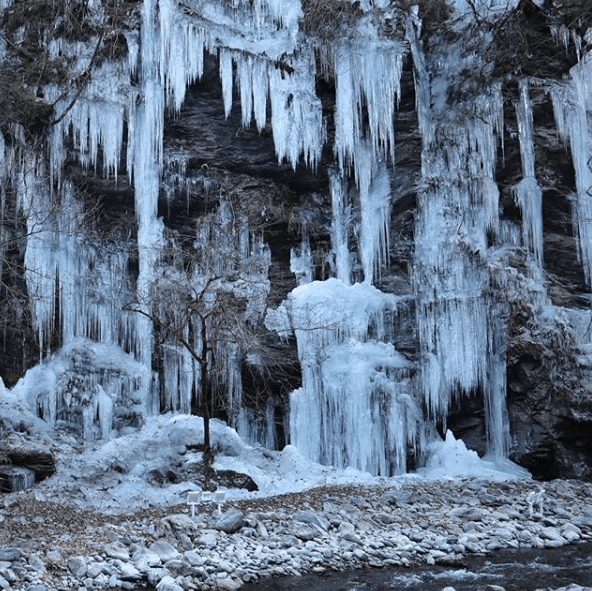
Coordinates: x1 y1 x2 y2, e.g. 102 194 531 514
0 549 22 563
215 511 246 534
67 556 87 578
149 541 181 563
197 532 218 548
132 549 162 568
103 542 130 561
118 562 142 581
156 575 184 591
183 550 203 567
216 576 242 591
146 567 172 586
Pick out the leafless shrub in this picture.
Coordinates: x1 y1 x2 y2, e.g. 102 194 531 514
396 0 452 33
300 0 363 40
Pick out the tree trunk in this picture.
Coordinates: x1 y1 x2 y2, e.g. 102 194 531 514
203 412 215 491
201 313 214 489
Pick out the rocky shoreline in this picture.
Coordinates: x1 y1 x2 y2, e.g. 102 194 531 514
1 478 591 591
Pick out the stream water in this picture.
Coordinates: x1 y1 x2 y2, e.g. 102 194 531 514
243 542 592 591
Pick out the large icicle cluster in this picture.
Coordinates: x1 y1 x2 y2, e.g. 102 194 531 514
266 279 421 475
407 10 515 458
11 338 150 440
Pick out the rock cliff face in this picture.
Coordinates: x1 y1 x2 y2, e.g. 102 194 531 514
0 0 591 480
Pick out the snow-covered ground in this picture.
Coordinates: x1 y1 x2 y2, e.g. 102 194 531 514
1 385 530 514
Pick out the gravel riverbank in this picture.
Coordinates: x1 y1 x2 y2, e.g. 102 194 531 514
1 478 591 590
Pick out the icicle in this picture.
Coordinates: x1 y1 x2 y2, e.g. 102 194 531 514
252 58 269 132
132 0 165 383
515 79 544 266
269 51 324 169
253 0 302 34
329 172 351 284
355 143 392 284
484 306 510 457
550 56 592 286
406 10 434 150
333 39 404 171
224 342 243 425
0 131 4 284
236 401 277 449
220 49 234 118
17 154 57 353
239 56 254 128
265 399 276 449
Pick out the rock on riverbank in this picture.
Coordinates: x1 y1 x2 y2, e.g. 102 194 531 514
1 478 591 590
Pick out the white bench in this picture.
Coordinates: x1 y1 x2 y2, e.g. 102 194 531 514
187 490 227 517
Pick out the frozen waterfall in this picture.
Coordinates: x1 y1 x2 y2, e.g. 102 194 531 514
2 0 590 478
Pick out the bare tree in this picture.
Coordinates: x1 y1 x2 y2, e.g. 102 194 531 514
127 193 297 488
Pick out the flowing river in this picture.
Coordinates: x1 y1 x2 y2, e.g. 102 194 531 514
243 542 592 591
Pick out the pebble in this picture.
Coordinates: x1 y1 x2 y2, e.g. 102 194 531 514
66 556 87 578
149 541 181 563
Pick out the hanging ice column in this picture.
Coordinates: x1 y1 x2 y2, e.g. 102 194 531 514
551 52 592 287
131 0 165 414
330 172 351 284
407 12 510 455
515 79 544 269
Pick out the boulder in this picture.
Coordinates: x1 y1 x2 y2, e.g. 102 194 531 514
214 511 246 534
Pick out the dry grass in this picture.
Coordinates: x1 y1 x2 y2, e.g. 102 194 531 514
301 0 363 40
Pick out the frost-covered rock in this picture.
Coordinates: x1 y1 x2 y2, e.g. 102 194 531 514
156 575 184 591
149 541 181 564
215 510 247 534
67 556 87 578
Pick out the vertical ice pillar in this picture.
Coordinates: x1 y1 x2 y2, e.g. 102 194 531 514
551 57 592 286
485 305 510 457
330 172 351 284
268 278 420 475
408 13 510 455
131 0 165 414
515 79 544 268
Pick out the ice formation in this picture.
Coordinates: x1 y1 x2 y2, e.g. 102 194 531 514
1 0 590 480
408 9 509 459
266 279 422 475
10 339 150 440
551 54 592 286
515 80 544 268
